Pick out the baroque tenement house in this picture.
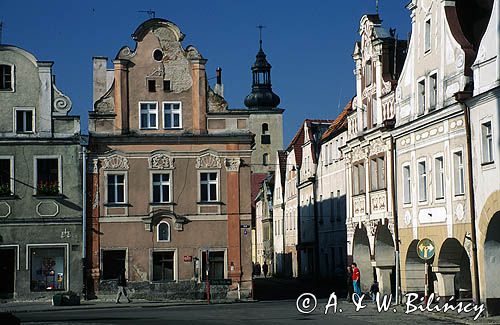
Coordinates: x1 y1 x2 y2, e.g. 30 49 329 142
87 19 255 298
0 45 83 299
343 14 407 294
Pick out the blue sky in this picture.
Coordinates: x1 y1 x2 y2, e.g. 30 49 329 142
0 0 410 144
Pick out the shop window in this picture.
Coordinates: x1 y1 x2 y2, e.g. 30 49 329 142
152 251 174 282
202 251 225 280
30 247 65 292
102 250 126 280
36 158 60 195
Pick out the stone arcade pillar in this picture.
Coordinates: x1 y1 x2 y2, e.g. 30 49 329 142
433 266 460 300
375 265 393 296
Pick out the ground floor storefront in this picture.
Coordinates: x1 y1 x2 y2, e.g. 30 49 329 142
0 223 83 300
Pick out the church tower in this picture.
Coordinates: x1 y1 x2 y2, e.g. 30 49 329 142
245 34 284 175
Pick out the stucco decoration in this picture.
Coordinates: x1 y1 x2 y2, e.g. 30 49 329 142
207 87 228 112
36 201 59 217
186 45 203 60
153 28 193 93
117 46 135 60
455 203 465 221
224 158 240 172
367 220 378 236
101 154 129 170
52 84 72 116
196 153 221 169
142 208 189 232
149 154 174 169
404 211 412 226
94 82 115 112
146 64 165 78
369 138 387 155
351 146 367 162
0 202 11 218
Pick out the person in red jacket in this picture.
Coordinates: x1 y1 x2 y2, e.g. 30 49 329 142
351 262 362 298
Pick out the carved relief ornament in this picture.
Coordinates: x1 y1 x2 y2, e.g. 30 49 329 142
149 154 174 169
224 158 240 172
101 155 129 170
195 153 221 169
369 138 387 155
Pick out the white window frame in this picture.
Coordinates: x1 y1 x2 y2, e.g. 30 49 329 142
428 72 438 110
156 221 171 242
33 155 62 195
26 243 69 292
150 172 172 203
453 150 465 196
163 101 183 129
417 158 427 203
402 163 412 205
417 77 426 115
14 107 35 134
434 154 445 200
481 121 494 164
139 101 158 130
151 248 178 282
198 170 219 202
0 64 15 92
0 156 14 196
105 171 127 204
424 17 431 53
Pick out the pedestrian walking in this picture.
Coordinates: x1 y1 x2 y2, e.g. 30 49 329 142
351 262 362 298
116 267 131 304
346 266 354 302
369 281 379 303
255 262 262 277
262 261 269 278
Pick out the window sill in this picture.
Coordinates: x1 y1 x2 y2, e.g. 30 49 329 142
197 201 224 205
0 194 16 200
104 203 130 207
33 194 65 199
150 202 176 206
139 127 159 130
16 131 35 135
163 128 183 130
481 161 495 167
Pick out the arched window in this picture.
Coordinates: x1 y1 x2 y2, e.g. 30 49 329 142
263 153 269 166
262 123 269 135
157 221 170 242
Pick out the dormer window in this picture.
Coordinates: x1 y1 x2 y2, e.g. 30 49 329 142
0 65 13 91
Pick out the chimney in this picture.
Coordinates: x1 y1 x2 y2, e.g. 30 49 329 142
214 67 224 97
93 56 108 106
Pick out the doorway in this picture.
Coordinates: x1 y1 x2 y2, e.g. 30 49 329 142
0 248 15 298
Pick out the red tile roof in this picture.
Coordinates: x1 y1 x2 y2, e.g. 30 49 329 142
321 99 353 141
251 173 268 207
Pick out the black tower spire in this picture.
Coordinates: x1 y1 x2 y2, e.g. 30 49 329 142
244 26 280 110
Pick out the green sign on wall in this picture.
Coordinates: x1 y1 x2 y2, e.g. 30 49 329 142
417 238 435 260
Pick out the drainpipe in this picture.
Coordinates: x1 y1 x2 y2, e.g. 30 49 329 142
455 91 480 305
390 135 401 304
81 146 87 299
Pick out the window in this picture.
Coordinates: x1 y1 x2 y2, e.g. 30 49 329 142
403 165 411 204
148 79 156 92
30 247 66 291
454 151 465 195
0 158 12 196
263 153 269 166
424 19 431 52
15 108 34 133
36 158 60 195
107 174 125 203
153 49 164 62
418 79 426 115
370 156 385 191
157 221 170 242
482 122 493 163
261 123 271 144
202 251 225 280
139 102 158 129
163 80 171 91
362 105 368 129
365 60 372 86
152 251 174 282
152 173 170 203
200 172 218 202
102 250 126 280
429 73 437 110
0 65 13 91
163 102 182 129
435 156 445 199
418 160 427 202
372 95 378 126
353 163 365 195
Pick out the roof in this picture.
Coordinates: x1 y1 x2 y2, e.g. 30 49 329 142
286 119 333 168
251 173 268 207
277 150 287 189
321 100 353 141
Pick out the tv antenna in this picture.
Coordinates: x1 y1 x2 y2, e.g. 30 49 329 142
138 10 156 19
